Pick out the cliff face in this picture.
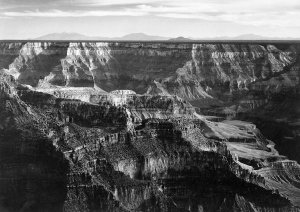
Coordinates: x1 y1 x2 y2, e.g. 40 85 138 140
3 41 297 147
6 42 67 86
2 42 298 101
0 42 23 72
0 73 69 212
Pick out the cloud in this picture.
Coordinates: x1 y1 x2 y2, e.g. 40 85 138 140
1 0 300 27
3 9 147 17
135 0 300 27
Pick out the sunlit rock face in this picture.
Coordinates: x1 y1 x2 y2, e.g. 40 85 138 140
109 90 137 106
5 42 67 86
62 42 120 87
2 42 298 101
0 42 23 71
0 41 300 211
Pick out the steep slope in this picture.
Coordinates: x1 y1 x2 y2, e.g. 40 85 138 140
5 42 67 86
0 42 23 70
0 73 69 212
2 42 298 102
0 73 153 211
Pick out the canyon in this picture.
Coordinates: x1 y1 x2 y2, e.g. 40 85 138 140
0 41 299 212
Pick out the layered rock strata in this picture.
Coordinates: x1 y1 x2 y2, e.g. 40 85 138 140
1 42 298 101
1 73 300 211
0 41 300 211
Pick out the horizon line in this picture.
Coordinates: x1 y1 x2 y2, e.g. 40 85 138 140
1 39 300 44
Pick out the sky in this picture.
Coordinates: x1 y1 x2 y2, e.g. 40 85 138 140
0 0 300 39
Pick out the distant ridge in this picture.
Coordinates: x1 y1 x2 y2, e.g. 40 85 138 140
198 34 300 40
34 32 299 41
35 32 108 40
119 33 169 40
35 32 170 41
168 36 192 41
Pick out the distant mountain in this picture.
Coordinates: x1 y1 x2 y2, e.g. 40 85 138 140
35 32 108 40
35 33 299 41
35 32 170 41
198 34 299 40
119 33 169 40
168 36 192 41
234 34 271 40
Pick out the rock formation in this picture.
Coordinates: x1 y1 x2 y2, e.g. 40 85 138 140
0 41 300 211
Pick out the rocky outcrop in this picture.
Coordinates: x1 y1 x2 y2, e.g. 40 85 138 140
0 42 23 72
126 95 195 123
17 89 128 129
6 42 67 86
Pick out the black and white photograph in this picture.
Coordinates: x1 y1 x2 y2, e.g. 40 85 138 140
0 0 299 211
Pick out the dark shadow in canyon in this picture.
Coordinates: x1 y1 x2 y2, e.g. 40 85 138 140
0 128 70 212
